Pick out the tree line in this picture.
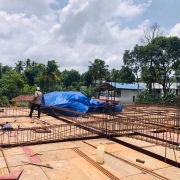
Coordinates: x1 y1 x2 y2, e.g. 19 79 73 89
1 23 180 106
0 58 135 104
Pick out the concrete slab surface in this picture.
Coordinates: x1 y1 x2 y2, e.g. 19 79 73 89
0 156 7 168
116 136 180 164
0 139 179 180
101 153 142 176
153 166 180 180
3 147 24 156
70 157 111 180
30 141 78 152
113 148 170 170
144 145 180 164
42 160 93 180
0 109 180 180
38 149 80 162
10 165 49 180
116 137 157 148
6 154 30 167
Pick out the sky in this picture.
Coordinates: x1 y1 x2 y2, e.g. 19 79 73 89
0 0 180 74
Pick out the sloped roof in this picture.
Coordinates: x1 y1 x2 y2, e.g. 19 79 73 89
10 95 34 102
98 82 147 90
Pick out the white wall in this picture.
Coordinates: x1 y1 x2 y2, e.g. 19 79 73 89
100 90 138 103
120 90 137 102
153 82 180 89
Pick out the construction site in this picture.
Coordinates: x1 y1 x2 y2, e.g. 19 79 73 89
0 100 180 180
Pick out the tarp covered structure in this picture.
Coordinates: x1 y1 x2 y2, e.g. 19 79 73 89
42 91 122 117
42 91 90 116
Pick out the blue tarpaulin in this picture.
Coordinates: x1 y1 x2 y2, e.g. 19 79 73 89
42 91 90 116
88 99 106 112
42 91 122 116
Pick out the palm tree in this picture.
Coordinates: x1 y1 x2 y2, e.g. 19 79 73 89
32 61 38 69
38 60 61 92
24 59 31 70
15 60 24 74
88 59 109 86
0 63 2 79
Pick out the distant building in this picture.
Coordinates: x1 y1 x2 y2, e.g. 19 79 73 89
98 82 147 103
152 83 180 97
10 95 33 107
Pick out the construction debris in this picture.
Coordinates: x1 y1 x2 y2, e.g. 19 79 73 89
30 152 42 157
22 161 53 169
136 159 145 164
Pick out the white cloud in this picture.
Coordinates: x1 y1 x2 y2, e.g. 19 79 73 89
169 23 180 37
0 0 152 73
0 0 56 16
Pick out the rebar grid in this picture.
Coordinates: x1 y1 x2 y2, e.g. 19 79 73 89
120 104 180 150
0 104 180 151
0 123 98 147
0 107 31 117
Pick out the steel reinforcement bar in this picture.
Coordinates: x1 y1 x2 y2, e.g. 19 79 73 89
0 123 99 147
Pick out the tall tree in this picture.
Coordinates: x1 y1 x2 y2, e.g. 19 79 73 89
81 72 93 86
15 60 24 74
32 61 38 68
0 70 24 99
119 66 135 83
61 69 81 90
38 60 61 92
88 59 109 86
110 69 120 82
1 65 12 76
24 66 41 86
24 59 31 70
150 36 180 94
0 63 2 79
124 36 180 95
123 45 143 91
141 22 164 44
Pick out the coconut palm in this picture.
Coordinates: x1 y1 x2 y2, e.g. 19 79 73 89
88 59 109 86
15 60 24 74
38 60 61 92
24 59 31 70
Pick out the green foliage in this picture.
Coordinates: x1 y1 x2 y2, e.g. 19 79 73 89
61 69 80 89
0 70 24 99
14 60 24 74
119 66 135 83
0 93 9 107
1 36 180 106
159 90 177 105
88 59 109 85
81 85 98 98
123 36 180 96
81 72 93 86
22 84 36 94
17 102 30 107
38 60 61 92
136 90 158 103
24 66 42 86
136 89 178 106
12 102 18 107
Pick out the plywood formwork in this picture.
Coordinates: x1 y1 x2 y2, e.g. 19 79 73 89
1 139 180 180
0 104 180 168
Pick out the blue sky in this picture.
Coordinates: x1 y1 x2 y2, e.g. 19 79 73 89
123 0 180 29
0 0 180 73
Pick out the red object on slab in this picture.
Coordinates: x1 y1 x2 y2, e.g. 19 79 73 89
0 169 23 180
22 146 41 163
